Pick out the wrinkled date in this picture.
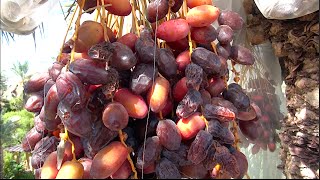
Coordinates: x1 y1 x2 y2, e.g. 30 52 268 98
136 136 162 169
213 145 240 178
21 127 44 152
176 89 203 118
55 72 88 111
24 91 44 113
48 62 65 81
130 63 158 95
87 87 111 114
191 47 227 77
162 144 193 167
185 63 203 90
155 158 181 179
31 136 59 169
211 97 238 113
109 42 137 71
69 59 119 85
223 83 250 112
135 30 160 64
88 41 114 62
43 84 60 122
43 79 55 96
57 102 95 138
208 120 235 145
204 104 236 122
34 115 47 133
24 72 50 94
156 119 181 151
81 120 118 159
158 48 177 79
188 130 213 164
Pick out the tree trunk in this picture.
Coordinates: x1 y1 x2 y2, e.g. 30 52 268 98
244 0 319 178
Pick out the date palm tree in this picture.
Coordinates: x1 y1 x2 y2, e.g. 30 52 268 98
10 61 29 105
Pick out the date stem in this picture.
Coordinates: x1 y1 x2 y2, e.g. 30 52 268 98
118 130 138 179
57 4 78 63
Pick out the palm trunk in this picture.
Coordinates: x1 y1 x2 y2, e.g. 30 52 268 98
245 0 319 178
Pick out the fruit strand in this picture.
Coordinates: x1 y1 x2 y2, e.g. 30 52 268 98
57 4 78 62
210 41 218 55
101 0 110 42
118 130 138 179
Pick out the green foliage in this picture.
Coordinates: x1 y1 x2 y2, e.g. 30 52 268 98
1 109 34 148
1 93 25 114
11 61 29 82
8 95 24 112
0 72 7 94
3 152 34 179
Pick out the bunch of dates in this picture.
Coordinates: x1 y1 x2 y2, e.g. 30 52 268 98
22 0 257 179
238 77 283 154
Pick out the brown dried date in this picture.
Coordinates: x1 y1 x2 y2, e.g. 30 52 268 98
180 163 209 179
187 130 213 164
135 34 160 64
31 136 59 169
34 115 47 133
87 41 114 62
69 59 119 85
206 77 226 97
162 144 193 167
81 120 118 159
190 25 217 44
217 42 231 59
155 158 181 179
213 146 240 178
191 47 227 77
238 118 263 141
202 140 220 170
130 63 158 95
208 119 235 144
230 45 255 65
158 48 177 79
21 127 43 152
147 0 168 23
170 0 183 12
176 89 203 119
48 62 65 81
57 102 94 138
156 119 181 151
109 42 137 71
232 150 248 179
24 91 44 113
200 89 211 105
55 72 88 111
222 83 250 112
87 86 111 114
136 136 162 169
24 72 50 94
43 84 60 122
44 116 61 131
185 63 203 90
211 97 238 114
43 79 55 96
204 104 236 122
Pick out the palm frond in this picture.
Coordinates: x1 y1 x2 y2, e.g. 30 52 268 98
11 61 29 81
1 31 15 44
64 0 77 20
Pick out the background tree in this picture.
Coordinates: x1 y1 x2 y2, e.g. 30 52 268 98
11 61 29 84
11 61 29 105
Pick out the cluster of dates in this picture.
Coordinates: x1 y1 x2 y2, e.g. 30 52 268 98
21 0 258 179
238 77 283 154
